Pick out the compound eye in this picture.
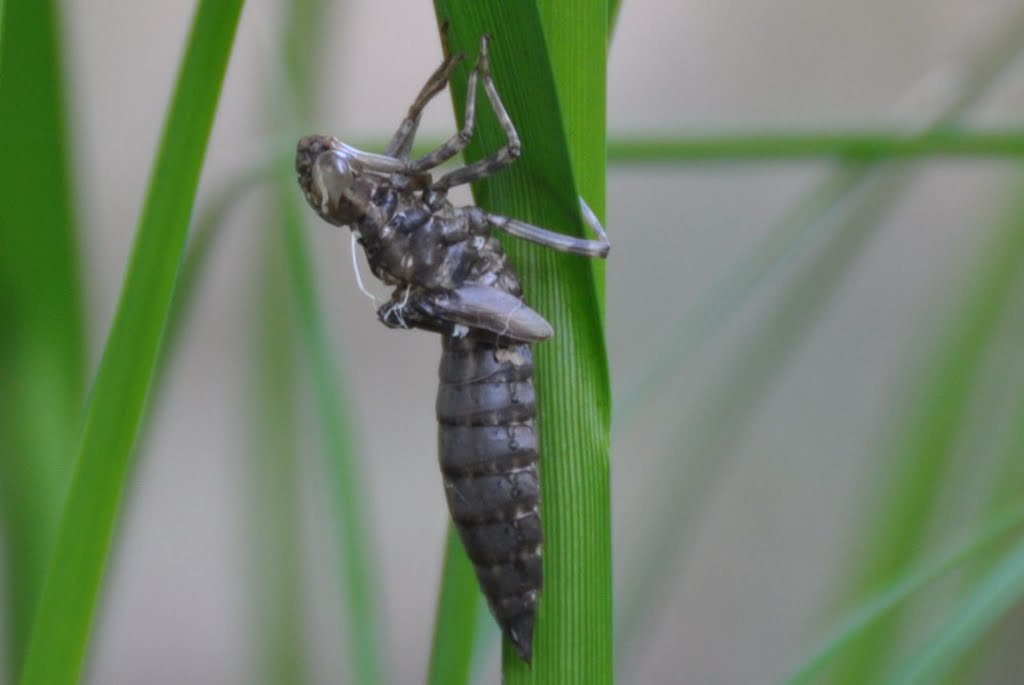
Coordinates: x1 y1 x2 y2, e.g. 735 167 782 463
312 151 354 215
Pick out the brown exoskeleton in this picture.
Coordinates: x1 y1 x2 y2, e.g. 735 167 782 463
296 35 609 663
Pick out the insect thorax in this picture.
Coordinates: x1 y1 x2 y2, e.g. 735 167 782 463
357 186 521 297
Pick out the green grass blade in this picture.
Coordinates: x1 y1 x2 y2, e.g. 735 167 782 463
0 0 84 674
275 0 389 680
616 5 1024 431
280 185 388 685
428 525 485 685
829 185 1024 685
605 130 1024 162
536 2 608 309
157 167 277 386
16 1 245 682
608 0 622 37
778 503 1024 685
468 588 502 684
427 6 611 682
885 534 1024 685
618 164 906 669
617 10 1024 673
248 224 310 685
246 1 339 682
613 165 868 428
936 257 1024 684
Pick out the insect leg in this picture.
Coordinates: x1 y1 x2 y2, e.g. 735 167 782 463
431 35 521 192
386 52 466 160
485 197 611 258
406 53 481 172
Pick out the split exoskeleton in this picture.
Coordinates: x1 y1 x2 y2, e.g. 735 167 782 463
296 34 609 663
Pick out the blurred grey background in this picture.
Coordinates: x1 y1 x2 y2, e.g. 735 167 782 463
42 0 1024 682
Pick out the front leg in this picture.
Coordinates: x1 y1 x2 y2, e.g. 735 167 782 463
482 197 610 259
431 35 522 192
406 45 483 173
386 52 465 161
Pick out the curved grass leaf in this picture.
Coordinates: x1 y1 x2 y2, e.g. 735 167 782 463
17 1 245 682
612 166 868 429
778 503 1024 685
428 526 485 685
885 534 1024 685
615 4 1024 432
829 182 1024 684
936 258 1024 684
163 167 276 374
273 0 389 678
608 0 623 37
618 166 903 671
427 4 611 682
248 224 309 685
0 0 84 675
605 130 1024 163
616 8 1024 675
279 185 389 685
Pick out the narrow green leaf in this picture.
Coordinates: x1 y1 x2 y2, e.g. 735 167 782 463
275 0 389 681
280 0 328 112
613 165 867 428
280 185 389 685
618 163 907 670
885 535 1024 685
17 1 245 683
617 10 1024 674
427 5 612 682
163 168 275 376
237 5 325 681
778 504 1024 685
0 0 84 675
608 0 623 36
937 253 1024 684
606 130 1024 162
830 186 1024 684
428 526 485 685
616 5 1024 429
248 224 309 685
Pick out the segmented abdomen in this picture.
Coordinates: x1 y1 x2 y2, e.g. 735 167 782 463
436 334 542 663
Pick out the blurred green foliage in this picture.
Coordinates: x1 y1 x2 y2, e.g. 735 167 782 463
2 0 1024 684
